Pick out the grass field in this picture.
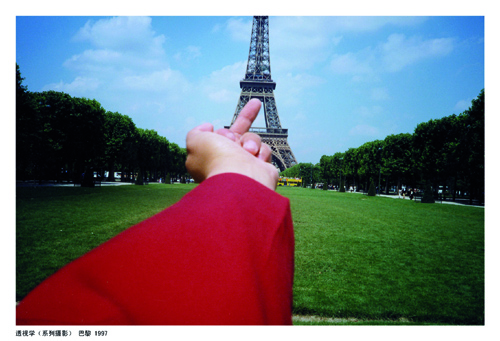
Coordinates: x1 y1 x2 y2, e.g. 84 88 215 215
16 183 484 325
16 184 194 302
278 186 484 325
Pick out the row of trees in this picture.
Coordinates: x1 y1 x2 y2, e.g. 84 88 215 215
281 89 484 204
16 64 188 186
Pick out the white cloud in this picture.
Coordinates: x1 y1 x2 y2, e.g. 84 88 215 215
381 34 454 72
275 72 326 107
173 45 202 62
331 36 343 46
211 23 222 34
354 105 384 119
200 61 246 103
266 16 428 74
47 16 194 109
293 111 307 122
73 17 165 56
216 17 437 88
40 16 201 146
43 76 100 94
349 124 380 137
272 17 333 71
370 87 390 101
330 52 373 75
330 16 427 32
65 16 170 77
63 49 123 74
207 89 234 103
329 33 454 79
225 18 253 42
122 69 190 95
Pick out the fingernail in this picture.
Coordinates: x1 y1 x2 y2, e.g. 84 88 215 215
243 139 258 153
227 130 236 141
197 122 213 132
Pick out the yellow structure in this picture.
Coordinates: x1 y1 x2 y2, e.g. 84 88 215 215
278 177 302 187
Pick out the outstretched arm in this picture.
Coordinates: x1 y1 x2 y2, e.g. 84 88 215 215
16 98 293 325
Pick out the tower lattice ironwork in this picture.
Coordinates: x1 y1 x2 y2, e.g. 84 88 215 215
225 16 297 172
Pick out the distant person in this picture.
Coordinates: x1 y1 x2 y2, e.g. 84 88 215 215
16 99 294 325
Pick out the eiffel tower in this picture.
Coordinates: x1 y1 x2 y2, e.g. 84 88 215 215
225 16 297 172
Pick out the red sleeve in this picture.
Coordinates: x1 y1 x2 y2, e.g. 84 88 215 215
16 173 295 325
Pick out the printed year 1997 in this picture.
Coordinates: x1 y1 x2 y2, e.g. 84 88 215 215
95 331 108 336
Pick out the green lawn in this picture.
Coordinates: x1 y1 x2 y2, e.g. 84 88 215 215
278 186 484 325
16 183 195 302
16 184 484 325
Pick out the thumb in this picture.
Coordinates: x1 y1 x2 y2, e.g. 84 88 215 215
190 122 214 135
186 122 214 144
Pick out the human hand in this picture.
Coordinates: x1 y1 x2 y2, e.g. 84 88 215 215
185 99 279 191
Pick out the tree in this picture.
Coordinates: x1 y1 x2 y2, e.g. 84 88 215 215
103 111 138 181
296 163 320 187
157 135 171 183
382 133 414 192
356 140 383 191
343 148 359 191
135 128 164 183
319 155 334 187
413 118 442 195
462 89 484 203
330 153 344 189
367 180 376 196
168 143 188 182
279 164 301 178
16 64 40 180
412 100 483 202
15 65 185 186
25 91 107 185
70 97 107 186
30 91 74 181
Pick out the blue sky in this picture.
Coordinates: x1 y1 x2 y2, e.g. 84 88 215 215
16 15 484 164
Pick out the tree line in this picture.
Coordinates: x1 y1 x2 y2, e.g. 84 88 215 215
16 64 188 186
280 89 484 204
